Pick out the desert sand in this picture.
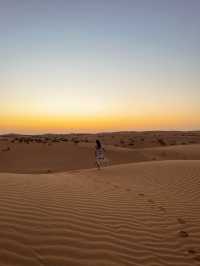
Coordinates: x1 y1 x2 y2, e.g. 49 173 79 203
0 132 200 265
0 131 200 173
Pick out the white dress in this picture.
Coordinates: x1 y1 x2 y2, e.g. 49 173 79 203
96 147 105 161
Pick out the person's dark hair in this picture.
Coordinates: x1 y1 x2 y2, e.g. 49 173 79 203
96 139 101 149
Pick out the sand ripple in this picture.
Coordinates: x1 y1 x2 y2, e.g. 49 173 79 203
0 160 200 265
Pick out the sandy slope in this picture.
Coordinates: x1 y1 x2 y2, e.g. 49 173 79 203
0 140 200 173
0 160 200 266
0 142 138 173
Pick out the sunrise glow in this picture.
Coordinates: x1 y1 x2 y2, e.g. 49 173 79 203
0 1 199 133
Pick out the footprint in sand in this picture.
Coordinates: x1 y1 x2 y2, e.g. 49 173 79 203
138 193 145 197
177 219 200 261
187 249 196 254
148 199 155 204
179 230 189 238
187 248 200 263
177 218 186 224
143 197 167 214
147 199 156 209
138 195 166 214
194 255 200 261
158 206 166 213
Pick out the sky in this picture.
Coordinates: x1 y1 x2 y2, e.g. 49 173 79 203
0 0 199 133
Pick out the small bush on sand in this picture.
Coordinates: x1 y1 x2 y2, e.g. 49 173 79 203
72 138 79 144
157 138 166 146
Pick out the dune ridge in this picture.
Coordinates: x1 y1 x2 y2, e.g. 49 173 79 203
0 140 200 174
0 160 200 265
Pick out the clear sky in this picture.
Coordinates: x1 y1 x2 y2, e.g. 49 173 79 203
0 0 199 133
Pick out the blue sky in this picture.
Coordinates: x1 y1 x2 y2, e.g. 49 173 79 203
0 0 199 133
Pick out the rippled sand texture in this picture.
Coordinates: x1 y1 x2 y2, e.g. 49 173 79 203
0 160 200 266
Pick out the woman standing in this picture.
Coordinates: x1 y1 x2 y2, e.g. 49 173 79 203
95 139 106 169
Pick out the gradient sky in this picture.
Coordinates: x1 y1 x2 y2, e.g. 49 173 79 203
0 0 199 133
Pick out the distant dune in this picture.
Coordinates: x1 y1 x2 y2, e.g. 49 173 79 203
0 137 200 173
1 130 200 149
0 160 200 265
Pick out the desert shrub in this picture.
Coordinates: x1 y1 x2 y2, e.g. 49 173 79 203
71 137 79 144
157 138 166 146
52 139 59 143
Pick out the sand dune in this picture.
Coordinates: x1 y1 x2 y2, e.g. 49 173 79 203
0 141 138 174
0 138 200 173
139 143 200 161
0 160 200 265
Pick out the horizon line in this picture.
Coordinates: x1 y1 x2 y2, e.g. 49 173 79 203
1 129 200 137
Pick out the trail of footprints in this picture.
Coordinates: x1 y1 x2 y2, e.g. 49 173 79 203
110 182 200 263
138 191 200 263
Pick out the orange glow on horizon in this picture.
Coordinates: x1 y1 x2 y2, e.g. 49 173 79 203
0 112 199 133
